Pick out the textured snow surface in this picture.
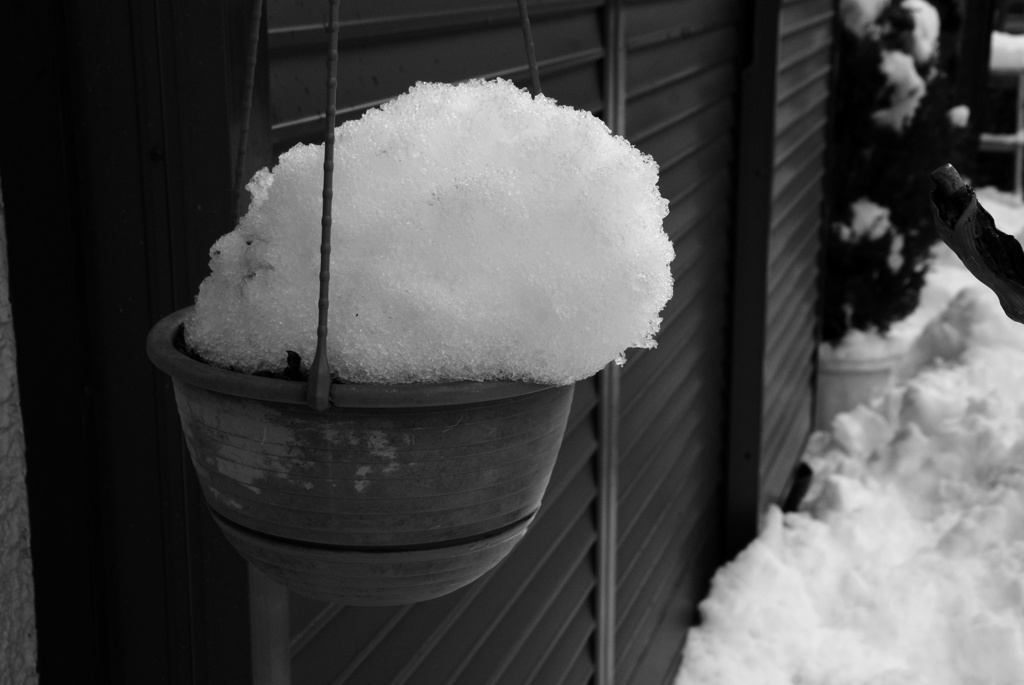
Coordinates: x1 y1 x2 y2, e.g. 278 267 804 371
677 188 1024 685
186 78 673 386
991 31 1024 73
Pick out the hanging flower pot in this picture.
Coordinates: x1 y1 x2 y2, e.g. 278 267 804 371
147 1 673 606
148 307 573 604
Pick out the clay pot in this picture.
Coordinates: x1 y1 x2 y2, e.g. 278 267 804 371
147 307 573 604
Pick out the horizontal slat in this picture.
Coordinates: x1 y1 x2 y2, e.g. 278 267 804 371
766 221 818 310
291 603 409 684
763 329 815 414
774 100 828 173
770 153 825 230
625 523 720 685
627 64 737 143
767 213 818 296
762 400 812 484
661 136 735 211
621 345 713 489
267 0 603 48
371 462 597 684
760 398 813 506
634 99 736 171
622 205 730 377
562 645 597 685
616 468 720 657
617 502 720 684
772 141 826 207
289 600 341 658
619 399 717 541
765 264 817 361
621 249 728 413
626 26 740 100
617 437 719 607
763 380 813 469
775 75 829 136
620 400 715 530
544 416 601 512
269 11 604 148
779 10 833 65
523 597 597 685
619 335 719 462
780 0 832 30
664 169 733 234
270 48 604 149
767 185 821 270
663 206 731 305
489 554 595 685
382 414 599 685
566 376 600 435
453 507 596 683
624 0 740 50
765 303 816 382
621 265 727 417
777 68 830 130
295 423 595 684
777 60 831 116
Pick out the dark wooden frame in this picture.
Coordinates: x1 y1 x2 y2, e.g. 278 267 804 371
0 2 271 682
723 0 783 560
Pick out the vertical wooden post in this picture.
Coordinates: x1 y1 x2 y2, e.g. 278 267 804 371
249 566 292 685
597 2 625 683
724 0 781 561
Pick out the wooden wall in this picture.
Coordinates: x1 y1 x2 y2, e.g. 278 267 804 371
258 1 789 683
0 0 833 682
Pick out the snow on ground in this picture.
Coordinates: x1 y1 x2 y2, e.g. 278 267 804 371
675 187 1024 685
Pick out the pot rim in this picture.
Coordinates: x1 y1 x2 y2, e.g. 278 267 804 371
146 306 558 407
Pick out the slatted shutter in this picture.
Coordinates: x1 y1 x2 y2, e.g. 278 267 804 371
614 2 741 683
287 380 600 684
254 1 829 683
760 0 833 508
5 0 836 681
266 3 606 683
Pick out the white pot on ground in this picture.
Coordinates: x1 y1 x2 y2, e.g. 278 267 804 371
815 332 909 431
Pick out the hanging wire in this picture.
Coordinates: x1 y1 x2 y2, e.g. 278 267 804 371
303 0 536 408
230 0 266 228
307 0 342 411
516 0 542 96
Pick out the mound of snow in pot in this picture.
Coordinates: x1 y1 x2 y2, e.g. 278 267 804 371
186 78 673 385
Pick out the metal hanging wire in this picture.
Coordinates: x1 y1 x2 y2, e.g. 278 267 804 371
230 0 543 410
307 0 342 410
230 0 266 228
517 0 543 96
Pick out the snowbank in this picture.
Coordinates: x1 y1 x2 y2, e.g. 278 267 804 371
676 187 1024 684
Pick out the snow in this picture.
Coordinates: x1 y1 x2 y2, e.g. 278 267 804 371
901 0 940 64
186 78 673 386
675 188 1024 685
836 199 893 243
946 104 970 129
839 0 891 38
872 50 927 132
991 31 1024 73
832 199 905 273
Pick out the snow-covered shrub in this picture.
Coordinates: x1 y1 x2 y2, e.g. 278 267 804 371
823 0 970 345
